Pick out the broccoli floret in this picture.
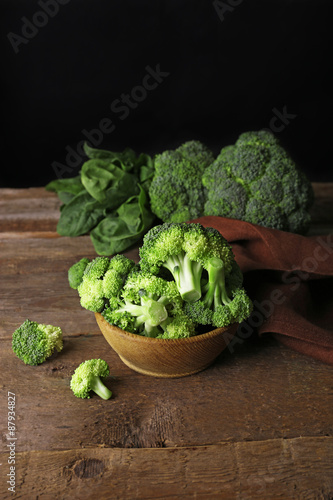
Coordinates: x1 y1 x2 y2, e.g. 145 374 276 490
68 258 90 289
156 313 196 339
102 255 136 299
12 319 63 365
71 254 136 313
70 359 112 400
185 259 253 329
203 130 314 234
77 256 110 312
139 222 234 303
103 270 196 338
149 140 214 222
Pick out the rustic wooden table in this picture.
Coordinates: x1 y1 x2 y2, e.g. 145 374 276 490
1 185 333 500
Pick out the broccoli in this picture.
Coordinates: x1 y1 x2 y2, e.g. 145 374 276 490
139 222 234 303
70 359 112 400
12 319 63 365
149 140 214 223
184 256 253 328
202 130 314 234
68 258 90 289
103 270 196 338
75 255 135 312
139 222 253 329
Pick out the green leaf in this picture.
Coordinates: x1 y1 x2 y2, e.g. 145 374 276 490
81 159 140 204
56 191 106 237
45 176 84 195
83 142 137 170
90 186 155 255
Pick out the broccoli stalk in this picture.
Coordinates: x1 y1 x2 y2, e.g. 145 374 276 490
70 359 112 400
139 222 235 305
185 257 253 329
12 319 63 365
201 257 231 308
163 252 203 302
116 292 168 337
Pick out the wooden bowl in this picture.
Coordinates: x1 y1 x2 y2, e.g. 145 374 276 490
95 313 238 378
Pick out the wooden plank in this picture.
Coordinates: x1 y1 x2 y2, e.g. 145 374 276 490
0 237 140 336
1 437 332 499
1 334 332 452
0 188 61 233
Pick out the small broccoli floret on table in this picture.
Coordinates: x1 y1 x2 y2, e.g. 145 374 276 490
103 270 196 339
203 130 314 234
70 359 112 400
68 258 90 289
139 222 234 303
149 140 214 222
12 319 63 365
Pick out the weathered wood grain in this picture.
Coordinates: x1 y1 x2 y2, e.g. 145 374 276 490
1 333 332 453
1 437 332 499
0 236 139 337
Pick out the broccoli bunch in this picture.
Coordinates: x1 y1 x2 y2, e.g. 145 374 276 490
70 224 252 335
139 222 253 329
70 359 112 400
149 140 214 223
148 131 314 234
203 130 314 234
68 254 136 312
103 269 196 338
12 319 63 365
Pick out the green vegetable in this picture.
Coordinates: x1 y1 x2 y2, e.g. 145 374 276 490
90 186 155 255
12 319 63 365
203 130 314 234
45 142 155 254
139 222 235 303
102 270 196 338
56 191 107 237
149 140 214 223
68 257 90 289
70 359 112 400
45 176 84 204
148 131 314 234
139 222 253 329
73 255 136 312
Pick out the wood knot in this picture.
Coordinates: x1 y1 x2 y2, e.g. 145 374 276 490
73 458 104 478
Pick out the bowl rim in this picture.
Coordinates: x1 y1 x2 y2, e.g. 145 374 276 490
95 312 238 345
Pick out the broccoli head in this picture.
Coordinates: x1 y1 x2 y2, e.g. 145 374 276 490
70 358 112 400
149 140 214 223
202 130 314 234
103 269 196 338
75 255 136 312
139 222 234 303
68 258 90 289
12 319 63 365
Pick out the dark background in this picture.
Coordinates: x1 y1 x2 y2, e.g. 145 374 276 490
1 0 332 188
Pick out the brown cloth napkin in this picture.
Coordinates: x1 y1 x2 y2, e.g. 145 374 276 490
192 216 333 365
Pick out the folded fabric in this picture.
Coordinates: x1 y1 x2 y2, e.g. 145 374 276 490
192 216 333 365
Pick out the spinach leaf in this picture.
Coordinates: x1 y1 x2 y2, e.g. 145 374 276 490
90 186 155 255
83 142 137 171
56 191 106 237
80 159 139 204
45 176 85 205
